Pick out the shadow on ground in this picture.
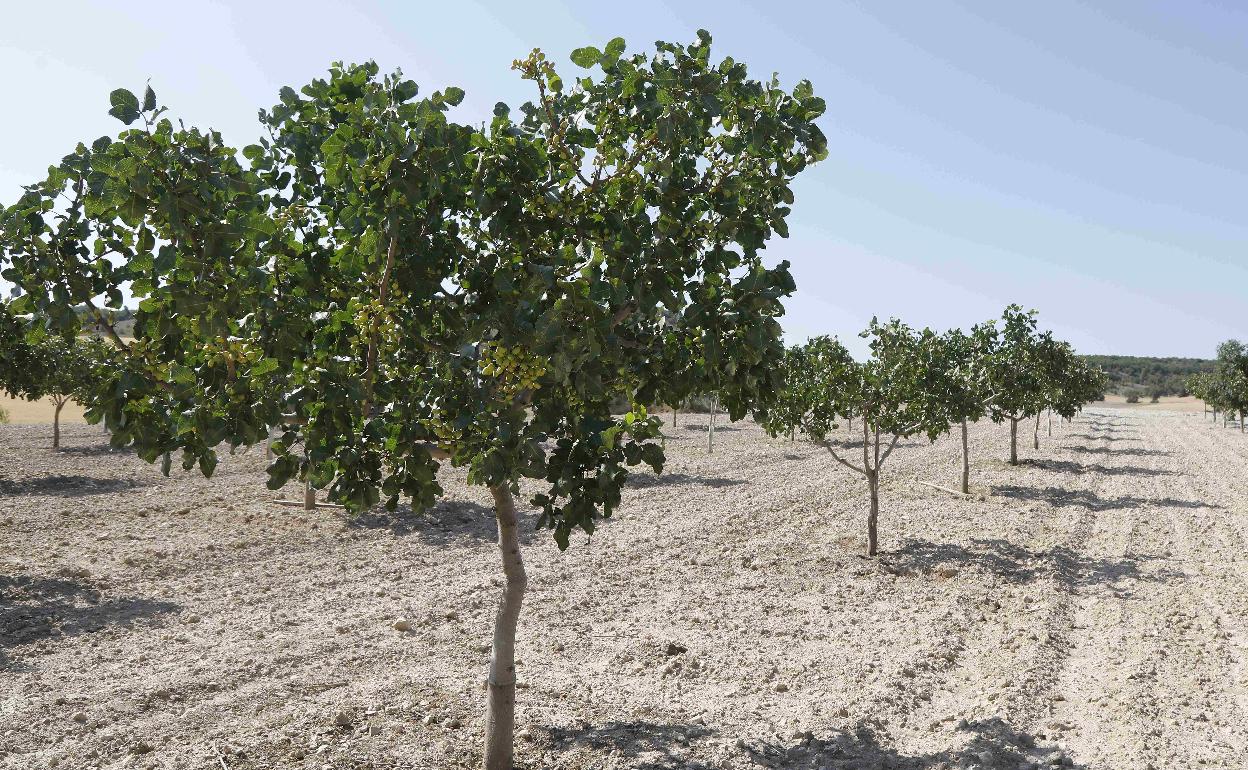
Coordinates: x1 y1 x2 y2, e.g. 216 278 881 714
743 718 1087 769
888 537 1181 596
991 485 1215 512
545 718 1085 769
547 721 715 770
683 424 742 433
1019 458 1176 477
0 474 144 497
345 500 521 545
1065 433 1139 442
628 473 748 490
0 574 179 667
1066 446 1170 457
54 444 133 458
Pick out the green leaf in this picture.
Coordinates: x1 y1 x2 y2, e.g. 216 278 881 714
108 88 141 125
604 37 626 61
443 86 465 106
570 46 603 68
143 85 157 111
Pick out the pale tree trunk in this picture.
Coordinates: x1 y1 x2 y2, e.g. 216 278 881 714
303 447 316 509
1047 409 1052 437
1241 411 1245 433
53 398 65 450
960 418 970 494
484 484 527 770
866 469 879 557
1033 412 1041 451
1009 418 1019 465
707 397 716 453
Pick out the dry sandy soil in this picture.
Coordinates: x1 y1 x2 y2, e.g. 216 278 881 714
2 408 1246 769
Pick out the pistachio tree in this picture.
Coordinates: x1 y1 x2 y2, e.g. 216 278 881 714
1214 340 1248 431
763 319 951 556
0 32 826 769
28 333 109 449
981 305 1051 465
936 324 994 493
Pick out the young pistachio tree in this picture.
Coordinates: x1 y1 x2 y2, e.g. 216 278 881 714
768 344 810 442
1215 340 1248 431
763 320 951 556
936 323 994 493
982 305 1051 465
1047 356 1106 434
1030 336 1074 451
28 333 108 449
0 307 106 448
1 33 826 770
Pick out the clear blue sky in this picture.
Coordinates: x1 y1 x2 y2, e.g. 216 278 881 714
3 1 1245 358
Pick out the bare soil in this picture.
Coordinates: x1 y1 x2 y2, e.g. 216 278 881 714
2 408 1246 769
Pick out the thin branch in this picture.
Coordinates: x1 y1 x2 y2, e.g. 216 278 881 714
878 434 902 466
82 298 130 351
820 440 866 477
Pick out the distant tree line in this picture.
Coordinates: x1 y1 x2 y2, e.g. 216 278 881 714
1081 354 1214 399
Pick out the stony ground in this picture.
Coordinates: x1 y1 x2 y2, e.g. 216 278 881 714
1 408 1246 770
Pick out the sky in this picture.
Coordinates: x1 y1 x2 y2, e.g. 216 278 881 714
2 0 1245 358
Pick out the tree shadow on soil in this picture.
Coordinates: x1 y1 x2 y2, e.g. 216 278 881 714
1019 458 1176 477
684 424 742 433
55 444 133 458
991 485 1215 512
0 474 144 497
1065 433 1139 442
888 537 1181 596
545 718 1085 769
346 500 530 546
628 473 748 489
0 574 179 667
546 721 715 770
1066 446 1170 457
740 717 1087 769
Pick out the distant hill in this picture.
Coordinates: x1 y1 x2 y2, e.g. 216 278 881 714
1082 354 1215 398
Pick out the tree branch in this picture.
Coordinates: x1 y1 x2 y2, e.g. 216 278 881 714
820 440 866 476
82 298 130 352
878 433 902 466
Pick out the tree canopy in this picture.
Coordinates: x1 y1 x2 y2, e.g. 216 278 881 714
0 32 827 543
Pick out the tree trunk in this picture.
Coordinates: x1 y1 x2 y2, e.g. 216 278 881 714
960 418 970 494
672 405 677 429
1047 409 1052 437
866 470 879 557
484 484 528 770
1009 418 1019 465
304 479 316 510
53 399 64 450
1033 412 1040 451
707 398 715 454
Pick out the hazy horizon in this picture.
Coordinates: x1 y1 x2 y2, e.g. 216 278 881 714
3 1 1245 359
